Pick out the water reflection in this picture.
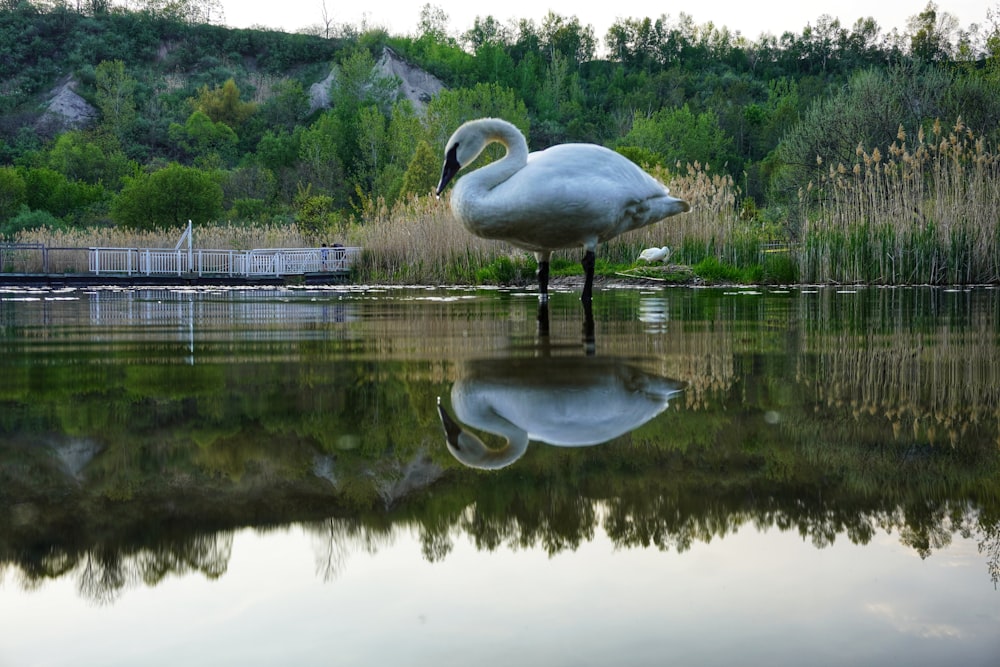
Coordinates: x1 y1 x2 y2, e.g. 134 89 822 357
535 299 595 352
437 356 684 469
1 285 1000 614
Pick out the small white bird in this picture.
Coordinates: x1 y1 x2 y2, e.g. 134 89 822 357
638 246 672 263
436 118 689 303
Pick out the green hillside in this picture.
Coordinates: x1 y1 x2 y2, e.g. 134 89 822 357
1 0 999 283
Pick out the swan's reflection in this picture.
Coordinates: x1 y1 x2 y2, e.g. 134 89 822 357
437 356 684 470
536 300 595 354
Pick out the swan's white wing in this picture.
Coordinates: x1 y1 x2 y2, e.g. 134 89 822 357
459 145 672 249
523 144 670 203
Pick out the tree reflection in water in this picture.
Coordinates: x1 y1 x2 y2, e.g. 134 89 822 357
1 285 999 601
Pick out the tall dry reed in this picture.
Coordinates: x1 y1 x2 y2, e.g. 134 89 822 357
350 163 742 284
800 119 1000 284
348 194 512 284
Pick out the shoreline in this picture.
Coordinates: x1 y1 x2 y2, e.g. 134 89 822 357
1 272 996 292
0 272 354 288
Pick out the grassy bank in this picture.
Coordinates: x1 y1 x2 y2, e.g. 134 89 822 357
8 119 998 286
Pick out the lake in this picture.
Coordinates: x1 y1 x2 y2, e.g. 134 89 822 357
1 283 998 666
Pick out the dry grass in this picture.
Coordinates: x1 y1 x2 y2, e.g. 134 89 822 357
347 194 510 284
800 118 1000 284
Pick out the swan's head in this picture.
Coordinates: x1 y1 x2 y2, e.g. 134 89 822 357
436 141 463 196
436 118 513 196
437 397 526 470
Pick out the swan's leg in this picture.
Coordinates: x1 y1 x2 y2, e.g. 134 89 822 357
537 301 550 338
534 251 551 302
581 298 595 355
581 249 596 303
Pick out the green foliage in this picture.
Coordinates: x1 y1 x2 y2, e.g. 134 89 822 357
400 139 438 197
190 78 256 128
45 131 136 188
255 79 310 132
693 256 744 283
424 82 530 150
475 255 533 285
773 64 955 201
168 110 239 163
1 205 65 239
111 162 223 229
621 105 737 170
21 167 105 220
95 59 137 141
228 197 267 221
294 189 339 237
0 166 27 222
296 111 348 201
762 252 799 284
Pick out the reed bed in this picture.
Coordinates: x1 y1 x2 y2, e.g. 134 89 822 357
348 195 511 285
800 119 1000 284
349 162 743 285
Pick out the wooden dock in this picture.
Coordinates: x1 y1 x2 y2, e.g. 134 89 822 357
1 240 361 287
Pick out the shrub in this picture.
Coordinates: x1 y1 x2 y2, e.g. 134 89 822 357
1 206 65 239
111 163 223 230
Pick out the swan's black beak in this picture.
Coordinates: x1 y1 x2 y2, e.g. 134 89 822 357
437 397 463 450
436 144 461 196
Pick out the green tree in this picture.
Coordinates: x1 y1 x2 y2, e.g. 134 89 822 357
111 163 222 230
418 3 450 43
355 104 389 196
169 110 239 164
620 105 736 170
1 206 65 239
908 1 958 62
773 65 953 200
256 79 310 132
190 79 255 128
95 59 137 142
255 129 301 172
21 167 105 220
399 139 438 197
293 184 339 237
0 166 27 223
424 83 530 152
297 111 348 202
45 131 135 189
539 12 596 65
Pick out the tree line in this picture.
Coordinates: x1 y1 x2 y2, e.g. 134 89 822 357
0 0 998 242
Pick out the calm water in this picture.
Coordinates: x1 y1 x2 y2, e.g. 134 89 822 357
1 284 999 666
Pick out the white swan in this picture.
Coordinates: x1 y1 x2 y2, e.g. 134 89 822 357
436 357 684 470
436 118 690 302
638 246 672 263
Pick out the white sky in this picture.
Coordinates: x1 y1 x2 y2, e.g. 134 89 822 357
221 1 993 42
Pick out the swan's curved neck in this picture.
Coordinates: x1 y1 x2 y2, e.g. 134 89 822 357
438 400 529 470
467 120 528 189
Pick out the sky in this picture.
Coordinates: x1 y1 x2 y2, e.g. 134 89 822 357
221 0 992 43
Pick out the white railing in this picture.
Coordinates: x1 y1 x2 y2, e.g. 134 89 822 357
89 246 360 278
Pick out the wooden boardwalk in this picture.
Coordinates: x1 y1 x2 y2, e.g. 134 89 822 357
1 241 361 286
